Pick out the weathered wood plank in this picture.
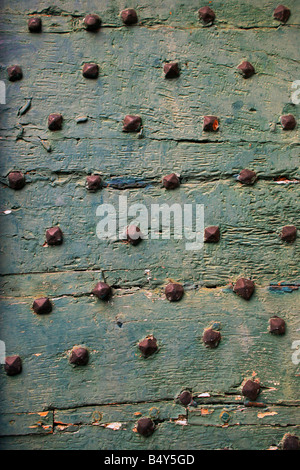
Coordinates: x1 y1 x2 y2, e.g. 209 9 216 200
1 0 300 27
0 139 299 179
0 288 299 414
1 28 299 144
0 410 53 436
0 422 299 450
0 182 299 285
188 404 300 426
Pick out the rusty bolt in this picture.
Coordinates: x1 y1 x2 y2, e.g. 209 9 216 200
203 116 219 132
82 63 99 79
237 61 255 79
83 14 102 31
281 433 300 450
273 5 291 23
280 114 296 130
69 347 89 366
162 173 180 190
203 328 221 348
48 113 63 131
198 6 215 24
45 226 63 246
204 226 220 243
123 115 142 132
269 316 285 335
179 390 193 406
28 17 42 33
92 281 112 300
121 9 138 25
7 65 23 82
32 297 52 315
233 278 255 301
165 283 184 302
164 62 180 79
126 225 143 245
242 379 260 401
280 225 297 243
86 174 102 191
8 171 25 190
233 278 255 300
5 355 22 376
136 417 155 437
139 335 158 358
237 169 257 185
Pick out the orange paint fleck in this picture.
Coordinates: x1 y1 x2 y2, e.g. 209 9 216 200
38 411 49 417
213 119 219 131
134 412 142 416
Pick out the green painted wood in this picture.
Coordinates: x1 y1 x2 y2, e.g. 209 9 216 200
0 411 53 436
0 421 299 450
0 0 299 450
1 0 300 27
0 181 299 285
0 288 299 415
1 27 299 145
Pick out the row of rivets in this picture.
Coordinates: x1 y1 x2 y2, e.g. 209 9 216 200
25 5 292 35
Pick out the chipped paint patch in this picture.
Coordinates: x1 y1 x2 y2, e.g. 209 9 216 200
200 408 214 416
198 392 210 398
174 418 187 426
257 411 278 419
102 422 122 431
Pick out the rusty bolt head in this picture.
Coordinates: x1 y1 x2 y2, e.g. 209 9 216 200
92 281 112 300
123 115 142 132
198 6 215 24
83 14 102 31
280 114 296 130
82 63 99 79
237 61 255 79
162 173 180 190
280 225 297 243
139 335 158 358
48 113 63 131
7 65 23 82
237 169 257 185
126 225 143 245
165 283 184 302
242 379 260 401
136 417 155 437
179 391 193 406
8 171 25 190
86 174 102 191
204 226 220 243
69 347 89 366
273 5 291 23
121 9 138 25
203 328 221 348
203 116 219 132
269 316 286 335
281 433 300 450
32 297 52 315
28 17 42 33
164 62 180 79
233 278 255 300
5 355 22 376
45 226 63 246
